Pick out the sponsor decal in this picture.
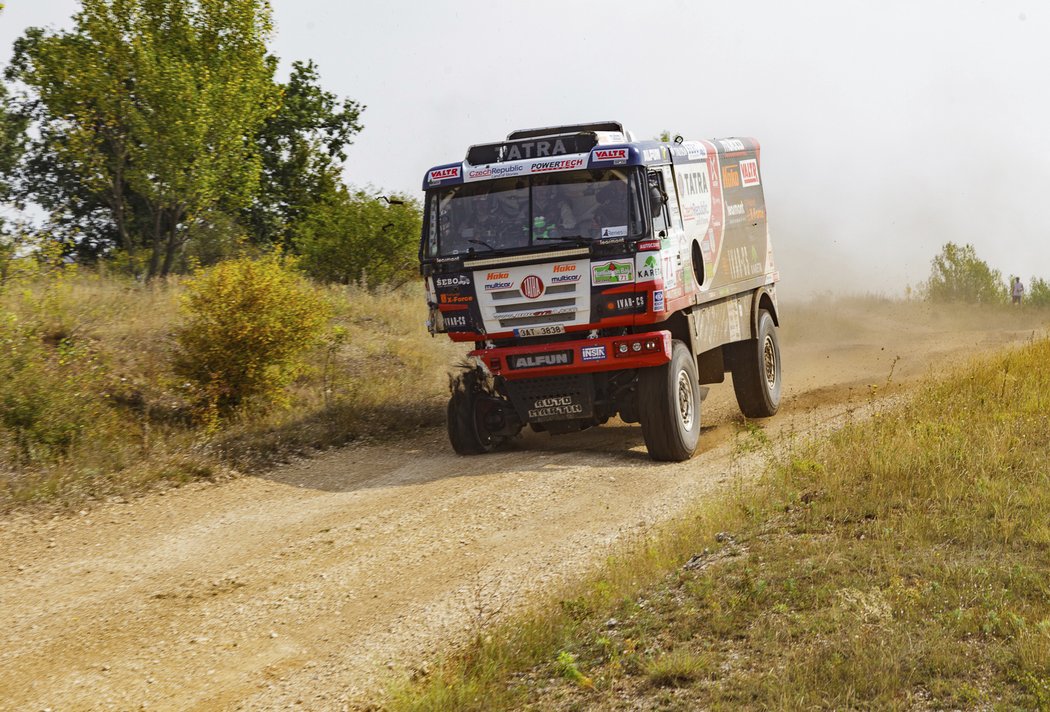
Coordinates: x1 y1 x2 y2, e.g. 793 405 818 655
592 148 628 161
429 166 461 183
636 239 661 251
726 202 746 223
530 158 586 173
466 163 527 182
553 263 576 273
637 254 661 281
719 138 745 152
728 245 763 279
505 138 568 161
443 315 468 328
653 289 665 312
520 275 544 299
439 293 473 304
435 255 461 263
527 396 584 420
467 168 492 179
722 164 741 188
600 225 629 238
613 294 646 311
509 350 574 370
486 271 509 280
551 273 581 284
745 198 766 222
581 345 607 362
485 280 514 291
436 274 471 288
678 169 709 197
682 141 707 161
642 148 662 162
740 158 760 187
591 260 634 285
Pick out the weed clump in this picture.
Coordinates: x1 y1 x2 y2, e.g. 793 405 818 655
173 255 331 420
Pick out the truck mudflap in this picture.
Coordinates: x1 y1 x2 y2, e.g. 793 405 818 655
469 330 673 381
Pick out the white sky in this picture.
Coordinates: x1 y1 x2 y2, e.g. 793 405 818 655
2 0 1048 296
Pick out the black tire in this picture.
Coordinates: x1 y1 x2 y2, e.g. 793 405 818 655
730 309 782 418
447 368 503 455
637 340 701 462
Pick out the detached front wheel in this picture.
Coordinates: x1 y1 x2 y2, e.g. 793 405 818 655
447 368 503 455
730 308 782 418
638 339 701 462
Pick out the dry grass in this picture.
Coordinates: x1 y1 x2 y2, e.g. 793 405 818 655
0 270 465 509
390 333 1050 711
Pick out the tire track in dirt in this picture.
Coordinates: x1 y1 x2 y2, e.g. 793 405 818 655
0 304 1044 710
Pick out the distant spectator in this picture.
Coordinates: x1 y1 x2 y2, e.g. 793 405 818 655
1012 276 1025 305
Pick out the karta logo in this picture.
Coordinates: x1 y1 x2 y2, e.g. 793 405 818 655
740 159 760 187
553 264 576 273
486 271 509 280
521 275 544 299
722 165 741 188
429 166 461 182
593 148 628 161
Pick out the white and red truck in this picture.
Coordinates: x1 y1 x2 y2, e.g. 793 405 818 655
419 121 781 461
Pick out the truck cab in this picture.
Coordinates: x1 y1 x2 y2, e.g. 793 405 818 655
420 121 781 461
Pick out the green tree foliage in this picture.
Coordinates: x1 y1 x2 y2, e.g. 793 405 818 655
925 242 1006 304
1027 277 1050 307
7 0 279 277
295 189 421 287
246 60 364 247
173 255 331 418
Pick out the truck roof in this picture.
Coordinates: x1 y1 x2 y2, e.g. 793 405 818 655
422 124 759 191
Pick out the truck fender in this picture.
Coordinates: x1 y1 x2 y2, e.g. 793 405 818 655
749 286 779 338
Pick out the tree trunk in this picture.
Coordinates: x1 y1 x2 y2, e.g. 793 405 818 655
147 207 164 280
159 208 184 278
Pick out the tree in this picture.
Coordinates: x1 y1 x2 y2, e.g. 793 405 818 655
245 60 364 247
1028 277 1050 307
7 0 279 277
925 242 1006 304
295 189 421 287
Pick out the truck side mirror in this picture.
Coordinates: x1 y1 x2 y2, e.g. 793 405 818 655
649 184 664 219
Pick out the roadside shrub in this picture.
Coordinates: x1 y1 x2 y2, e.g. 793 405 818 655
925 242 1006 304
172 254 331 419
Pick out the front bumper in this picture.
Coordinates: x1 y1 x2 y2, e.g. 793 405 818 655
470 330 672 381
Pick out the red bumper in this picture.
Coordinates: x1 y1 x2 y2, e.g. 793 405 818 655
470 330 672 381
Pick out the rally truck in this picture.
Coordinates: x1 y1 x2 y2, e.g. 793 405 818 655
419 121 781 461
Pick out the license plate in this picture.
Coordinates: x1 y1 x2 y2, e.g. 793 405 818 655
514 325 565 338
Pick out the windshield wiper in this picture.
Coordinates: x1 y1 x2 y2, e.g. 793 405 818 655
534 234 591 247
467 238 495 250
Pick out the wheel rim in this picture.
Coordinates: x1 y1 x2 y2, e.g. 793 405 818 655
762 334 778 391
676 369 695 431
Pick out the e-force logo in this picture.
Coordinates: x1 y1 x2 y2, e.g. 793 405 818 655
429 166 461 182
509 350 574 369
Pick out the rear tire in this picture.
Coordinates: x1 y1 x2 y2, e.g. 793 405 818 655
638 340 701 462
729 309 782 418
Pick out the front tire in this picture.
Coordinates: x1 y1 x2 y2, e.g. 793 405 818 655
637 340 701 462
729 309 782 418
447 368 502 455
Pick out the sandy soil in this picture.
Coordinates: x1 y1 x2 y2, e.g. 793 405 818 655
0 301 1044 711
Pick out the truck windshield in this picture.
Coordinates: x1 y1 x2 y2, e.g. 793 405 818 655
425 169 644 257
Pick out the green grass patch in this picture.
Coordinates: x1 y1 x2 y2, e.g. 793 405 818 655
390 337 1050 710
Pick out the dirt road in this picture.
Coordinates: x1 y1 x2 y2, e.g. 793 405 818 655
1 301 1044 711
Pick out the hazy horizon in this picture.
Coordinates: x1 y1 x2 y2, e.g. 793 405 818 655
2 0 1048 298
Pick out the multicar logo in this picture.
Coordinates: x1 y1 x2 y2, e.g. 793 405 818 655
509 350 573 370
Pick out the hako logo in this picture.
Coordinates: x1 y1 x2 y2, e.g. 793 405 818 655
486 271 509 280
521 275 544 299
593 148 628 161
553 263 576 273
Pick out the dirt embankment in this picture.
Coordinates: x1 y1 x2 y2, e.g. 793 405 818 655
0 300 1044 711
